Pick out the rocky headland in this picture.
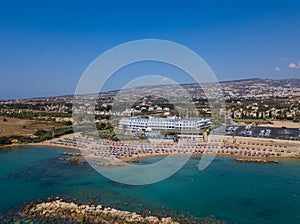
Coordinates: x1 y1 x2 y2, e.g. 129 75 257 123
20 198 179 224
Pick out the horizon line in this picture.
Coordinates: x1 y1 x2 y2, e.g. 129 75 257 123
1 77 299 101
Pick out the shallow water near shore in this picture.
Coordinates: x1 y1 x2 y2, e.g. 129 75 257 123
0 146 299 223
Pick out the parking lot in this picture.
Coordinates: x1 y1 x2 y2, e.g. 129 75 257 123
226 125 300 140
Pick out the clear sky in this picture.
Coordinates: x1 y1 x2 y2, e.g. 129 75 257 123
0 0 300 99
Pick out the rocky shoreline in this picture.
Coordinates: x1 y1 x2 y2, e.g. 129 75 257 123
62 152 82 156
235 158 279 163
20 198 179 224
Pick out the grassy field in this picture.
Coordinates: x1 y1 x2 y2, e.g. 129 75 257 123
0 116 65 137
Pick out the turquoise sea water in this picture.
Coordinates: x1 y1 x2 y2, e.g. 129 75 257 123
0 146 299 223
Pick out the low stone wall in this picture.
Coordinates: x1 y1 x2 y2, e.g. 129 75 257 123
20 198 179 224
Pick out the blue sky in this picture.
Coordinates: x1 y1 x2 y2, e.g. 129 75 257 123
0 0 300 99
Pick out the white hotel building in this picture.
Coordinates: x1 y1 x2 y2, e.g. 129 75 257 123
119 116 212 132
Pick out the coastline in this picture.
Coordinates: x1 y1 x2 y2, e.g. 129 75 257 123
1 135 298 224
1 133 299 162
0 133 80 151
20 198 180 224
120 151 300 162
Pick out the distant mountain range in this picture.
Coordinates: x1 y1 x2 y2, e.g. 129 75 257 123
96 78 300 100
218 78 300 87
2 78 299 101
100 78 300 92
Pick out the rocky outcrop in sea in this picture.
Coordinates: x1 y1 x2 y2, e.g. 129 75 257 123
20 198 179 224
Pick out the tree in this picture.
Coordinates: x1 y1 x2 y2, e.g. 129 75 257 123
64 121 73 126
241 111 244 119
51 127 55 138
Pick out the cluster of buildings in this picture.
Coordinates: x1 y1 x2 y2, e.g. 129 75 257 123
229 101 300 120
1 78 299 124
220 78 300 100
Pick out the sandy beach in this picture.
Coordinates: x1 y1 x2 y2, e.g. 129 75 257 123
47 134 300 161
1 133 299 163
